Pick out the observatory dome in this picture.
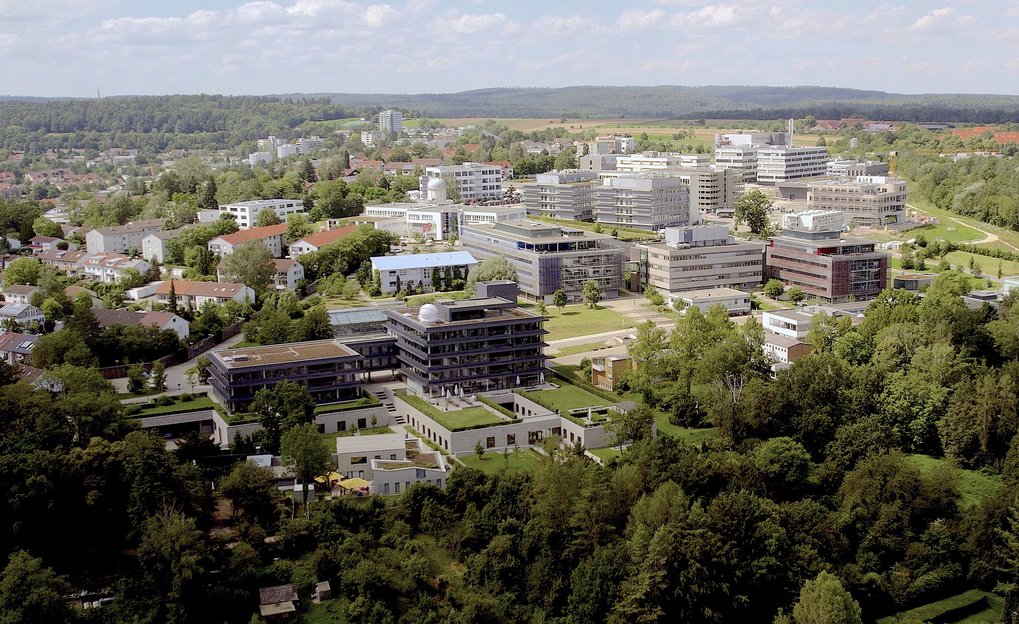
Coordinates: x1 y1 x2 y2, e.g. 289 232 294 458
418 303 439 323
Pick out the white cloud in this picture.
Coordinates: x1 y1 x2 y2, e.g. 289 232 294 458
362 4 397 27
436 11 515 34
533 15 591 35
614 9 665 32
909 7 976 32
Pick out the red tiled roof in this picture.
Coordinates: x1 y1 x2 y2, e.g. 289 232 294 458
214 223 287 246
294 225 357 250
153 280 248 298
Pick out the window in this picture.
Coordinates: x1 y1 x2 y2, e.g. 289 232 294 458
506 434 516 446
357 418 367 429
416 469 426 478
337 421 346 432
486 436 495 448
395 482 400 493
390 454 397 460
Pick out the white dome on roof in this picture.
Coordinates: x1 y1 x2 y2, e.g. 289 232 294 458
418 303 439 323
426 177 447 202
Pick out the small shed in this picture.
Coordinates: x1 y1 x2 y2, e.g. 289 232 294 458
313 581 331 602
258 584 298 619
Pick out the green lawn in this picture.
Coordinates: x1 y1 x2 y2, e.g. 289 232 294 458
522 384 616 413
530 216 662 242
876 588 1001 624
549 342 614 358
906 193 1019 252
313 395 381 414
305 598 350 624
543 305 634 342
589 447 622 463
940 250 1017 280
133 396 215 417
321 426 394 443
396 392 504 430
458 449 546 475
405 290 470 306
904 454 1002 508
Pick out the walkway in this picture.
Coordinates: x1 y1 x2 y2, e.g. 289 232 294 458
115 331 246 399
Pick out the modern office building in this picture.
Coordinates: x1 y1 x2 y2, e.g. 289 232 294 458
677 287 752 315
714 145 759 183
520 170 600 221
826 159 890 177
674 168 743 215
362 201 526 241
806 176 908 226
765 211 889 302
208 340 366 412
219 199 305 229
425 162 504 202
593 173 694 231
756 146 829 184
379 110 404 134
638 225 765 297
461 220 624 302
370 251 478 294
714 132 789 147
383 288 547 398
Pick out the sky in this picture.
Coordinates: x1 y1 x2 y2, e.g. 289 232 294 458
1 0 1018 97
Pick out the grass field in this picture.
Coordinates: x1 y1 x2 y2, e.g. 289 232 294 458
305 599 350 624
531 216 662 241
548 341 613 358
523 384 616 413
458 449 546 475
939 250 1017 278
654 417 717 446
321 426 394 443
134 396 215 417
904 454 1002 508
397 392 504 430
543 305 634 342
907 194 1019 252
589 447 623 463
876 588 1002 624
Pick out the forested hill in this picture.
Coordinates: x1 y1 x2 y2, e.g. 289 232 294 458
284 85 1019 122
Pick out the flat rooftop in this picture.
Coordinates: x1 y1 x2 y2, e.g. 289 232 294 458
466 219 613 244
335 433 406 454
210 339 360 369
387 301 540 327
764 309 816 324
680 287 751 301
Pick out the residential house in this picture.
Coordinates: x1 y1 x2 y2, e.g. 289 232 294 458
208 223 288 258
0 303 45 329
0 331 38 364
272 258 304 291
94 309 190 340
27 236 68 253
1 285 38 304
85 219 164 254
762 332 812 371
127 279 255 309
288 225 357 256
80 253 152 284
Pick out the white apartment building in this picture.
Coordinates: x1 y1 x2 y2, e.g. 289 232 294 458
425 162 504 202
714 145 759 183
807 176 907 226
141 229 184 263
615 152 709 171
361 130 385 146
756 146 828 185
678 287 752 315
297 136 324 154
219 199 304 229
247 152 271 166
715 132 788 147
276 144 299 159
825 159 890 177
379 110 404 133
272 259 304 291
520 170 600 221
638 225 765 296
593 174 694 231
85 219 164 255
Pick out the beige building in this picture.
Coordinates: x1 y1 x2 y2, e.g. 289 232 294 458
521 170 599 221
678 287 752 315
594 173 693 231
714 145 759 183
638 225 765 297
806 176 907 226
85 219 164 255
591 355 633 391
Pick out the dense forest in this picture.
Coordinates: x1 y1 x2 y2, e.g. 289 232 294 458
896 155 1019 231
5 275 1019 623
0 95 365 152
